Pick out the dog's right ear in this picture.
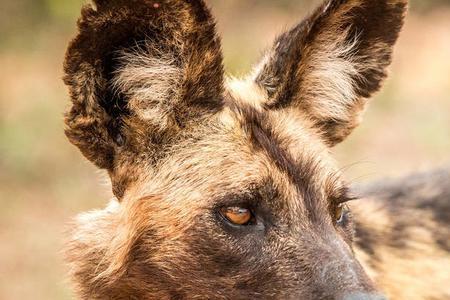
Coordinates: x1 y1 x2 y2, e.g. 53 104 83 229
64 0 224 170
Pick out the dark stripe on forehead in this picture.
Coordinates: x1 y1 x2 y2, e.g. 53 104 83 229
232 102 323 220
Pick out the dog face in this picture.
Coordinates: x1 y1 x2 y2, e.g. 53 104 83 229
63 0 407 299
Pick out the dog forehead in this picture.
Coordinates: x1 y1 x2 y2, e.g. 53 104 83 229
216 94 346 208
138 100 343 214
219 93 335 173
127 80 344 209
224 76 332 160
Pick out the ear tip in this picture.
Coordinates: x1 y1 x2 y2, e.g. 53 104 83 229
381 0 410 21
91 0 140 10
390 0 410 14
88 0 214 16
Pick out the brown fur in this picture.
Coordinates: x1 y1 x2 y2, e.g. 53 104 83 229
63 0 224 176
61 1 449 299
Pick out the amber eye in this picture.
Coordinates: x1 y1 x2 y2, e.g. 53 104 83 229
335 204 348 224
220 207 253 226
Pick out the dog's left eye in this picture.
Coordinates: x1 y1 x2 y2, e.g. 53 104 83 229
335 204 349 224
220 207 254 226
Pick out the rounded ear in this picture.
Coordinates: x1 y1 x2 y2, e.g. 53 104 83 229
64 0 224 170
253 0 408 146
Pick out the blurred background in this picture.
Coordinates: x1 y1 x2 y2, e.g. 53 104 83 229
0 0 449 298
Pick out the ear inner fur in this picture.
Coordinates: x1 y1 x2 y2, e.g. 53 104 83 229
253 0 408 145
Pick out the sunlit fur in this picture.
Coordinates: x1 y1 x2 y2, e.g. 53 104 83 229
112 46 183 129
61 0 450 299
254 0 407 145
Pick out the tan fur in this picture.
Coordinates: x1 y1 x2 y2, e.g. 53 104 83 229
62 1 422 299
295 28 363 122
352 199 450 300
226 77 267 110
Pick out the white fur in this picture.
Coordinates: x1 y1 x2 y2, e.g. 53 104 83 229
299 28 364 122
112 45 182 128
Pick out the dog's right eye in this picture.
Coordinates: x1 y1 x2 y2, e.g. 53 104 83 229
220 207 254 226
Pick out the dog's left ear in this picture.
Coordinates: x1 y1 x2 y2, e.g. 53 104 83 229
254 0 408 145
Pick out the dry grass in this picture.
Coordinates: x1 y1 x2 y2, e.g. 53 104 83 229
0 2 449 299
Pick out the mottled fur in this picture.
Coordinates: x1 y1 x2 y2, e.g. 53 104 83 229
254 0 406 145
63 0 224 174
62 0 449 299
353 168 450 300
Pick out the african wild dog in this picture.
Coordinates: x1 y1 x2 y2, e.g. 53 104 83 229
63 0 448 299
